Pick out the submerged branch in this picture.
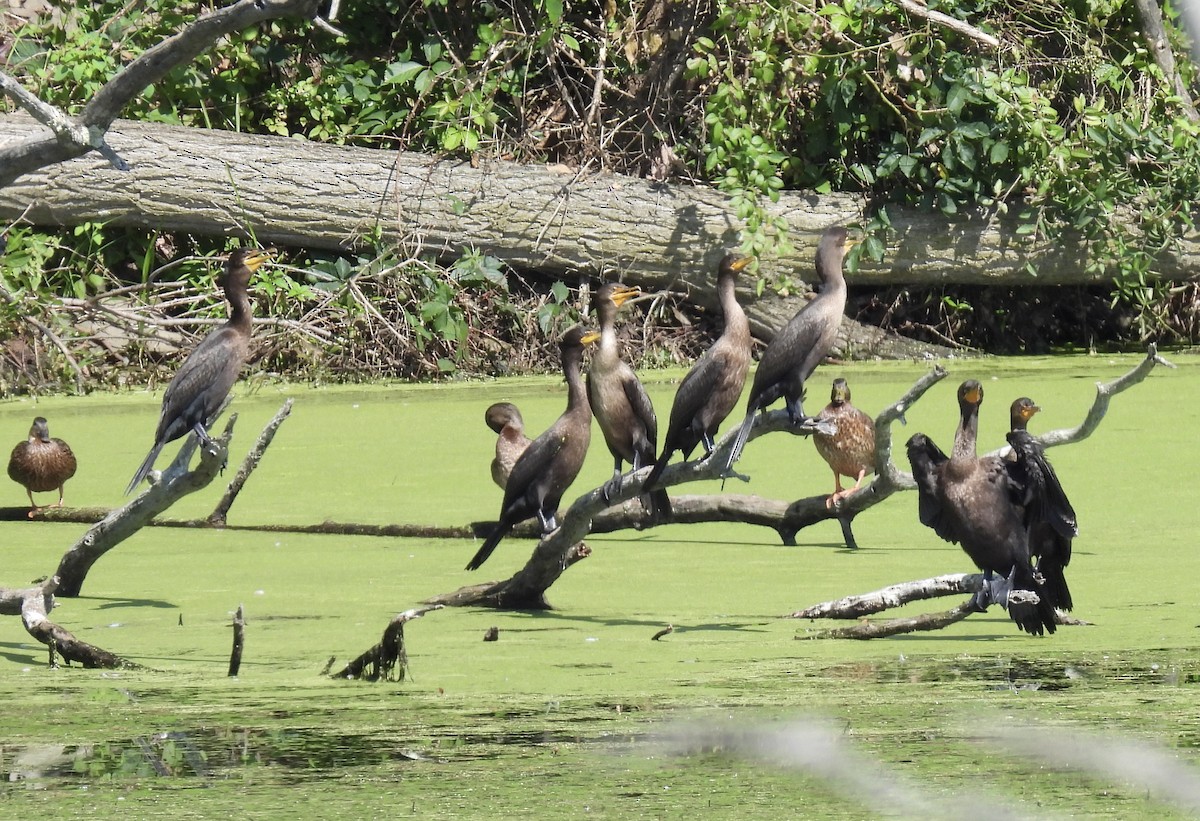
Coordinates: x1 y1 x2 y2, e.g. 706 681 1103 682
208 399 294 526
333 605 443 681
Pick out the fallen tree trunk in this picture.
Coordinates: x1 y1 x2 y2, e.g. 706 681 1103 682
2 117 1193 301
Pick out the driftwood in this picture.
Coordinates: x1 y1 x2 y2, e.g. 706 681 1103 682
787 345 1171 638
431 367 948 609
54 414 240 597
332 605 443 681
0 400 293 668
16 577 135 668
432 345 1167 615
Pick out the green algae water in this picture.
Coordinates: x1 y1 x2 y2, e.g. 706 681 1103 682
0 352 1198 818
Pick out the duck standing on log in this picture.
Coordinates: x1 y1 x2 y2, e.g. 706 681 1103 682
645 252 752 493
812 377 875 508
8 416 77 517
485 402 532 490
724 226 855 476
126 248 272 494
585 282 671 519
905 381 1076 636
466 326 593 571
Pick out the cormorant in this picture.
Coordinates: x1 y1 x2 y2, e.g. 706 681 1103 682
724 226 855 474
466 325 593 571
8 416 77 517
905 381 1074 635
1007 396 1075 611
812 377 875 508
585 282 670 518
645 252 752 492
486 401 531 490
126 248 272 494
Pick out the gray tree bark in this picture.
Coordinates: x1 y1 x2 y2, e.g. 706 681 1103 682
2 118 1193 300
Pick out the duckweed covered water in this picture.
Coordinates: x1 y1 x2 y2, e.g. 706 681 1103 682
0 352 1197 818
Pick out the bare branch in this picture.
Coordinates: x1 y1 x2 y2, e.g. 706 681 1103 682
208 400 294 526
789 573 982 619
896 0 1000 50
0 0 324 187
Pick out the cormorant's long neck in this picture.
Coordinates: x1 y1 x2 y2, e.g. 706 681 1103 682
952 403 979 460
564 349 589 412
225 274 253 335
595 303 620 363
814 252 847 302
718 274 748 338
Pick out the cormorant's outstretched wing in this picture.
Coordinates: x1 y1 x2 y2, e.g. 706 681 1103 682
1007 430 1077 539
905 433 954 542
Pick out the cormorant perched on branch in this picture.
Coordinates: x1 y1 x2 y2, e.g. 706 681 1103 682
8 416 77 517
585 282 670 519
466 326 593 571
485 402 531 490
645 252 752 492
812 377 875 508
1007 396 1076 612
724 226 855 476
126 248 272 494
905 381 1076 635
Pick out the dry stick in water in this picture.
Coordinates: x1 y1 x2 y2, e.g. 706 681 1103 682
228 604 245 677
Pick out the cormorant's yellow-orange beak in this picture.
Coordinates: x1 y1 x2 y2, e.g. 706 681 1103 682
609 285 640 307
243 249 274 273
730 255 754 272
1020 403 1041 421
580 330 602 346
962 384 983 404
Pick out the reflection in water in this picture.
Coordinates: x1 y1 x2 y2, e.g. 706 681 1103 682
1 724 591 783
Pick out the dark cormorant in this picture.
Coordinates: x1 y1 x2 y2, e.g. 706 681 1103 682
486 401 532 490
905 381 1074 635
126 248 272 494
812 377 875 508
585 282 670 518
724 226 855 474
645 252 753 492
8 416 77 517
466 325 593 571
1007 397 1076 611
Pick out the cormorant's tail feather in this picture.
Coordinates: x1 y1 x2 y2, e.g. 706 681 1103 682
724 408 757 474
643 451 671 492
643 487 673 521
125 443 164 496
466 523 509 571
1039 558 1073 612
1004 567 1058 636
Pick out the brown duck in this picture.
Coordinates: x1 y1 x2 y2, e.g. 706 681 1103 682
812 377 875 508
8 416 77 517
585 282 670 519
725 226 855 475
126 248 271 494
466 326 593 571
906 381 1076 635
485 401 532 490
645 252 753 492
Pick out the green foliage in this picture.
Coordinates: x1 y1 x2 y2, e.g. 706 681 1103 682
9 0 1200 360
